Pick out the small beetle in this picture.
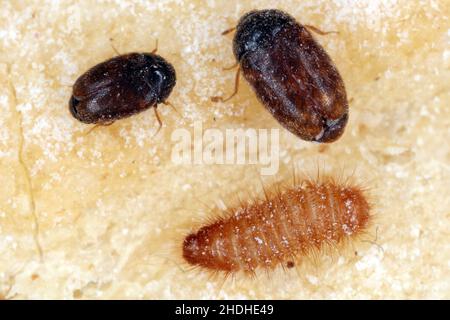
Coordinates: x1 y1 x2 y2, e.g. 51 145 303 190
219 9 349 143
69 52 176 127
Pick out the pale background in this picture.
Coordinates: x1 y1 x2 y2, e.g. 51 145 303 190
0 0 449 299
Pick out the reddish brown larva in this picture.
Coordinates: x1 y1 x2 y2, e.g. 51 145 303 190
183 178 370 274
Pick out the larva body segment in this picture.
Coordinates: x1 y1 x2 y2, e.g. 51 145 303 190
183 180 370 273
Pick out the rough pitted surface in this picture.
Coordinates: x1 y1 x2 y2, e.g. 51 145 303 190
0 0 449 299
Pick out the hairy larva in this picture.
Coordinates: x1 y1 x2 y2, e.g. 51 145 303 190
183 178 370 274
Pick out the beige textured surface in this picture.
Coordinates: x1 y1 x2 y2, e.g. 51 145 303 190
0 0 449 299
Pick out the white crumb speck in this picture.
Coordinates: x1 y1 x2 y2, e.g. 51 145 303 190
306 275 319 285
355 246 385 271
410 224 421 238
254 237 263 245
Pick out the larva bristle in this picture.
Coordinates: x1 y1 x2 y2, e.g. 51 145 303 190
182 178 371 273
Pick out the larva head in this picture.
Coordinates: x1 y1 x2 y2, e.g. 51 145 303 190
182 233 202 266
233 9 295 61
183 225 238 272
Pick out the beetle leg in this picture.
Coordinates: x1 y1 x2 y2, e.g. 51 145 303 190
223 61 239 71
109 38 121 55
211 66 241 103
153 107 163 136
151 39 159 54
304 24 339 36
221 27 236 35
162 101 181 116
85 121 115 135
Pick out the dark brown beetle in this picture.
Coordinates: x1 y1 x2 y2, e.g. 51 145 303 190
219 9 349 143
69 52 176 127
